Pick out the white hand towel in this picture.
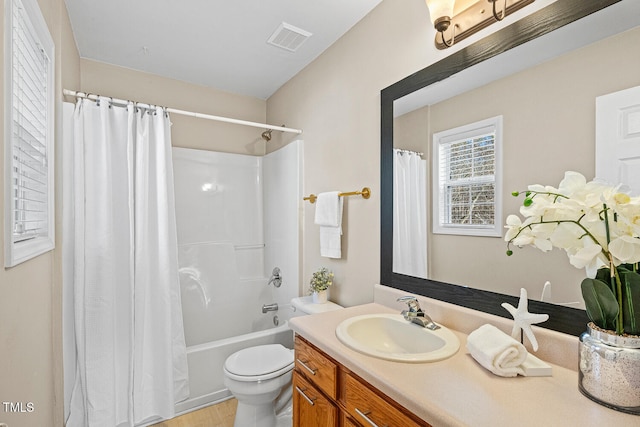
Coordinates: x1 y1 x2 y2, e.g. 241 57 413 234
466 324 528 377
314 192 341 226
314 192 343 258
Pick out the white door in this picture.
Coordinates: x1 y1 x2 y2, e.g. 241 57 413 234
596 85 640 195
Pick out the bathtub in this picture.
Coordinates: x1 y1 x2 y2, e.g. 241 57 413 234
175 313 295 415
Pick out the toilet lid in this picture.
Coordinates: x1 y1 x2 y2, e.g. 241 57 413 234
224 344 294 381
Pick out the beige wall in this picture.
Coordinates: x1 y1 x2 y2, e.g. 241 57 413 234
395 107 430 155
79 60 268 155
266 0 430 306
0 1 80 426
265 0 555 306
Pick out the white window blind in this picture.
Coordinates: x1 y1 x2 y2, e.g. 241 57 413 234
433 116 502 237
4 0 55 267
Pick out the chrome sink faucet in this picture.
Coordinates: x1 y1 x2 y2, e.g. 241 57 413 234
397 296 440 330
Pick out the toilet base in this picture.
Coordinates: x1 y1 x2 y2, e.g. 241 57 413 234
232 388 293 427
276 405 293 427
234 401 276 427
275 413 292 427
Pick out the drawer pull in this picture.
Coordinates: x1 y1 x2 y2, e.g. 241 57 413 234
296 358 317 375
355 408 388 427
295 386 317 406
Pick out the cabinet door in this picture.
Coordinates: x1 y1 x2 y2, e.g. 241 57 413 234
293 371 338 427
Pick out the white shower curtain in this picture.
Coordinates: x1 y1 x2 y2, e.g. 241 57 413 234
393 149 428 278
66 98 189 427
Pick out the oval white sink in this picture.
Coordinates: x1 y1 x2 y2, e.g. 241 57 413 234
335 313 460 363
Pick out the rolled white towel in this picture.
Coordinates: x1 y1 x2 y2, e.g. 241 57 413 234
466 324 528 377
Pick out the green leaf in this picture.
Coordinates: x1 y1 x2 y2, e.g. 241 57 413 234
581 278 619 330
619 269 640 335
595 267 617 296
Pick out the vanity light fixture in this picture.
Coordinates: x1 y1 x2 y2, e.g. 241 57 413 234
425 0 535 49
425 0 456 47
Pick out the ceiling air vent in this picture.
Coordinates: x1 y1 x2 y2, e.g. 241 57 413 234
267 22 312 52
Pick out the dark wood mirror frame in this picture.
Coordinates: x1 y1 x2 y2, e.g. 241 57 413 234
380 0 622 337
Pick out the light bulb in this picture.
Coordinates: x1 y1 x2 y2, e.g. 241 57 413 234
425 0 455 29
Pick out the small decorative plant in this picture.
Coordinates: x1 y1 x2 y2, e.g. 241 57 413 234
504 171 640 336
309 267 334 293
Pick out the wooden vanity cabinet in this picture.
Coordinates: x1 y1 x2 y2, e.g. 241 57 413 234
293 335 430 427
341 413 360 427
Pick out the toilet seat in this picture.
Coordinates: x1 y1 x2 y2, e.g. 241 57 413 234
224 344 294 382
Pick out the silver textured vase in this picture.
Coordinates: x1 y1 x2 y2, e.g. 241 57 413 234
579 322 640 414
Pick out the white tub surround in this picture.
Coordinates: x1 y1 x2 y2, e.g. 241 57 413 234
171 142 302 415
289 285 639 426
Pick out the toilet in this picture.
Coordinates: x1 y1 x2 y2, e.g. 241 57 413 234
223 296 342 427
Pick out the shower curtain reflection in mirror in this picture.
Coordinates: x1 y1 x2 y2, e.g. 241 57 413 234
393 149 428 278
63 98 189 427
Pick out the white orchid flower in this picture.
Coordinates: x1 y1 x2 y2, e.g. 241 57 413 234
506 171 639 271
504 214 523 242
558 171 587 195
505 171 640 336
530 222 556 240
609 235 640 264
533 238 553 252
549 222 583 249
512 234 535 247
568 239 604 270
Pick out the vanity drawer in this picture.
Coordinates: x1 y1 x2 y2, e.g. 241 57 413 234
295 335 338 399
293 371 338 427
344 372 428 427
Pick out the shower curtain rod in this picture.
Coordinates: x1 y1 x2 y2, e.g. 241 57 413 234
63 89 303 135
395 148 424 156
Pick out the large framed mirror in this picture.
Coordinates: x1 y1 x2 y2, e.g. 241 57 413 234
381 0 640 336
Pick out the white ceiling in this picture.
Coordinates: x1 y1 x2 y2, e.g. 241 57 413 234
64 0 383 100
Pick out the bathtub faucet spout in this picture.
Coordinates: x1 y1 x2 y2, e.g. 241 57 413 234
262 303 279 314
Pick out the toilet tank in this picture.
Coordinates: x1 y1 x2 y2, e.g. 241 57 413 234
290 296 343 317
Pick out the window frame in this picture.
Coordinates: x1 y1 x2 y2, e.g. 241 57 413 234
432 115 503 237
4 0 55 267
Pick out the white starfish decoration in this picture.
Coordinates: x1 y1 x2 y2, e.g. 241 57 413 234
501 288 549 351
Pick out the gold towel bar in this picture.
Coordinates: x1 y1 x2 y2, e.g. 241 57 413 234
304 187 371 204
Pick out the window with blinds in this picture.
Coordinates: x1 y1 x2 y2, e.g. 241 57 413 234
4 0 55 267
432 116 503 237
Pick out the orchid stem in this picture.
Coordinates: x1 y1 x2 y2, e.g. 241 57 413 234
602 204 623 335
612 259 624 335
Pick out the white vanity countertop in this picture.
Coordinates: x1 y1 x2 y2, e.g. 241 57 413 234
289 301 639 427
